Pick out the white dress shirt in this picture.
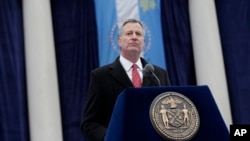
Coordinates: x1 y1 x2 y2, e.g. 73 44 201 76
119 55 143 82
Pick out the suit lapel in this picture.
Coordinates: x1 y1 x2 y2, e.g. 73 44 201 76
109 57 153 87
142 76 151 86
109 58 134 87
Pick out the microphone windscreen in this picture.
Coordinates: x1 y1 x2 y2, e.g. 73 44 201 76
143 64 154 75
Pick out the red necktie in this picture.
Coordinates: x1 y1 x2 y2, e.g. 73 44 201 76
132 64 142 88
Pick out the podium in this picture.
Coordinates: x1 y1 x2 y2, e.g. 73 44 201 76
105 86 229 141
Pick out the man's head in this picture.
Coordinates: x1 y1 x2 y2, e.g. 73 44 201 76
118 19 145 63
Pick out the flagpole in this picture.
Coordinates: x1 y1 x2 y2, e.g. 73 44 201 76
189 0 232 129
23 0 63 140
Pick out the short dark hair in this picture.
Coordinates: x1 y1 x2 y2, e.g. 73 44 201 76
119 19 144 37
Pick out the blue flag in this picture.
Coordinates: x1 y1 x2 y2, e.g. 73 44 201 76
95 0 167 69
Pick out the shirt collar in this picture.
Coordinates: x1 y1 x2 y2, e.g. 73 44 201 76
119 55 143 72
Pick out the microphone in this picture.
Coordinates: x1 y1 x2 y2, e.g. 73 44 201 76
143 64 161 86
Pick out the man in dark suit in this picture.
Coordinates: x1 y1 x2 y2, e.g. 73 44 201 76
81 19 171 141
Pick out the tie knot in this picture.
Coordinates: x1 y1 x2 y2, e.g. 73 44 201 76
132 64 137 69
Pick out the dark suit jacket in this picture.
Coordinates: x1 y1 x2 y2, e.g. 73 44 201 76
81 57 171 141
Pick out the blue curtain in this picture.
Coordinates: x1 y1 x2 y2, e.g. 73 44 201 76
216 0 250 124
161 0 196 86
0 0 30 141
51 0 99 141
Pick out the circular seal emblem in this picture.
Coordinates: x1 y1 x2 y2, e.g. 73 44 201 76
149 92 200 141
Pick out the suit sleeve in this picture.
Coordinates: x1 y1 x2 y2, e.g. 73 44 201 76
81 71 106 141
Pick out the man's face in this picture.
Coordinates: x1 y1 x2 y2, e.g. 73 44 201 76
118 22 145 58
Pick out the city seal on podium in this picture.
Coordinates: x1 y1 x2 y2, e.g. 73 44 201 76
149 92 200 141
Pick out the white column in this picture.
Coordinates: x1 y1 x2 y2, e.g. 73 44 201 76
189 0 232 129
22 0 63 141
